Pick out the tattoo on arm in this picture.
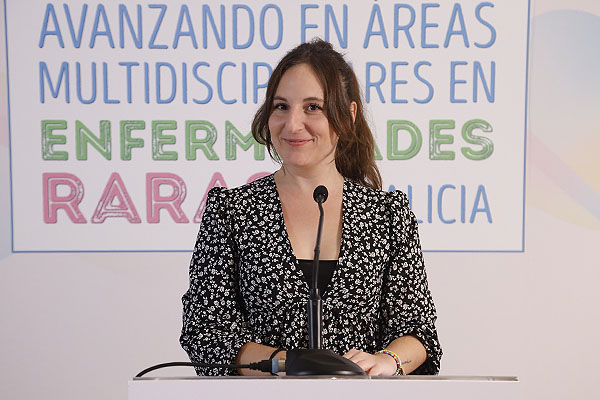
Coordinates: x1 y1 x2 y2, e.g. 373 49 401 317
403 359 412 365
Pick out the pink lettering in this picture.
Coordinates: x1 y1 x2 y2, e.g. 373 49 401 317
146 173 189 223
92 172 141 223
43 173 86 223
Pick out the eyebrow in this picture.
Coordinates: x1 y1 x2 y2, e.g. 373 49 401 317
273 96 324 102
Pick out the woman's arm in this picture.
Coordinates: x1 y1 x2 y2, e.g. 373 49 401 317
377 191 442 375
236 342 287 376
180 187 255 376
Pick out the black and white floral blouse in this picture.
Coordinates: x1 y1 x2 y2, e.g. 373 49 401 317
180 174 442 375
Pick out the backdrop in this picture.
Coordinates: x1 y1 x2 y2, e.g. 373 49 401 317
1 1 599 399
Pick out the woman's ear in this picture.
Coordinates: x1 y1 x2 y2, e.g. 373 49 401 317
350 101 357 123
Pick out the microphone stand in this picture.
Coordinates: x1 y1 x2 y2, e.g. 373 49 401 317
307 194 324 348
285 186 365 376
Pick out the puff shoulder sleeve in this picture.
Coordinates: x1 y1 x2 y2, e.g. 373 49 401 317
180 187 254 375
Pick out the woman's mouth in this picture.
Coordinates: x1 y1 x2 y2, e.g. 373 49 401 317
283 138 312 146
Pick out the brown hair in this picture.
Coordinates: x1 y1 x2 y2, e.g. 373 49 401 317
251 38 382 190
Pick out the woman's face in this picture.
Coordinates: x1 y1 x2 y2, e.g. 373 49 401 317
268 63 338 170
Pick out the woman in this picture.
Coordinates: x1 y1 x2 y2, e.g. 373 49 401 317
180 39 441 376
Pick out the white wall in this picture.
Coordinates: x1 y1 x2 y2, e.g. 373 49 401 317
1 1 599 399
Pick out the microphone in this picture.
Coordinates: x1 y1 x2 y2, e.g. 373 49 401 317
313 185 328 203
285 185 365 376
308 185 327 349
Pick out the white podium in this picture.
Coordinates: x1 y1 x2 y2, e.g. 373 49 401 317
129 376 519 400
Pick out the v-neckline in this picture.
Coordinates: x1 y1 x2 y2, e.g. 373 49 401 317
269 174 347 297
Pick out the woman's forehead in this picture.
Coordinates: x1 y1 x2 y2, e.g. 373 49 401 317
275 64 324 99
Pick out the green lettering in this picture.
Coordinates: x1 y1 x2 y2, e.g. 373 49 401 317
41 120 68 160
461 119 493 160
225 120 264 160
76 120 111 160
186 121 219 160
120 120 145 160
429 119 455 160
387 120 422 160
152 120 178 160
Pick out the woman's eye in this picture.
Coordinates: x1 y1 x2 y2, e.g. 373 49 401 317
273 103 288 111
307 104 322 111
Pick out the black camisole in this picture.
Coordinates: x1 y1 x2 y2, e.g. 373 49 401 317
297 259 337 296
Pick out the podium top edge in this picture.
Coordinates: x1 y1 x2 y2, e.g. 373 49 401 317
132 375 519 382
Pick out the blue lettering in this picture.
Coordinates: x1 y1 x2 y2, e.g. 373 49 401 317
427 185 433 223
202 5 225 49
363 4 388 48
173 5 198 49
90 5 115 48
414 61 433 103
217 62 236 104
119 62 139 103
144 62 150 103
325 4 348 48
156 62 176 104
444 3 469 48
241 62 247 104
64 4 87 48
192 62 213 104
39 4 64 48
233 5 254 49
39 62 69 103
148 4 168 49
450 61 467 103
253 62 272 103
470 185 492 223
421 3 439 49
103 62 119 104
475 2 496 48
391 62 408 104
260 5 282 49
182 62 188 104
119 4 142 48
365 62 386 103
394 4 415 48
301 4 319 43
438 185 456 224
76 62 96 104
473 61 495 103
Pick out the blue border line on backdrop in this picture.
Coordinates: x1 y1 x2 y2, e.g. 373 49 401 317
520 0 532 253
3 0 16 253
7 0 530 254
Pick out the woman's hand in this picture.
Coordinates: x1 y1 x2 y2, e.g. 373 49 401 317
342 349 397 376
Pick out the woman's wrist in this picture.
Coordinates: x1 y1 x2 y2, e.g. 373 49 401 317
375 350 405 376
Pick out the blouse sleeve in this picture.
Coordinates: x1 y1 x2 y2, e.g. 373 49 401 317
180 187 254 376
380 190 442 375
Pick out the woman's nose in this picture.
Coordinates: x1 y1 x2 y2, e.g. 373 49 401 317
284 107 304 133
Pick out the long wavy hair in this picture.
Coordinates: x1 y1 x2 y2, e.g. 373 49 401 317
251 39 382 190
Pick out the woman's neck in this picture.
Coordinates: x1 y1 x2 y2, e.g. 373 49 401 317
274 162 344 194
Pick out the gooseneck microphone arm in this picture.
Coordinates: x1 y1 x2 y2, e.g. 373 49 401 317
308 185 328 349
312 199 325 295
283 185 364 375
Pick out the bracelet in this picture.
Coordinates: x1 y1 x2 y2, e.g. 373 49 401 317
375 349 405 376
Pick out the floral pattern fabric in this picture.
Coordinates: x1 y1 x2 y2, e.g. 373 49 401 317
180 174 442 375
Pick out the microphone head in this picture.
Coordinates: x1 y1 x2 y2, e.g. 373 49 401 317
313 185 328 203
